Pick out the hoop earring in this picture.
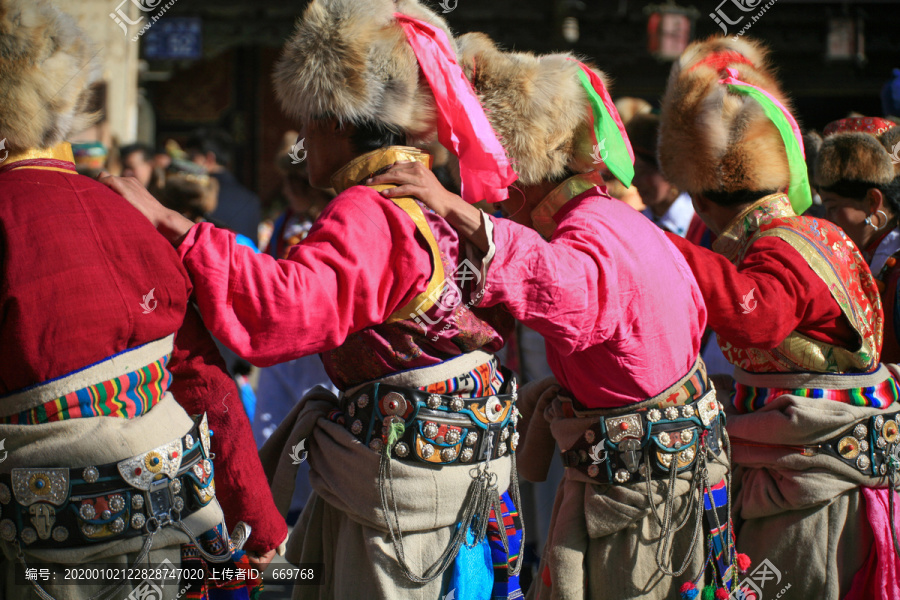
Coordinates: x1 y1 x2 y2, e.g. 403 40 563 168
875 210 889 230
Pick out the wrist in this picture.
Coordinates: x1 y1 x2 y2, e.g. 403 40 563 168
158 209 194 246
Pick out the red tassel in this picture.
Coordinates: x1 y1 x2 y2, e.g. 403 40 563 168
715 589 730 599
679 581 699 599
736 553 752 572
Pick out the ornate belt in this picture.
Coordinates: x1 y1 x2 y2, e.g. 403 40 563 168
800 411 900 477
561 390 724 485
0 414 216 549
340 371 518 466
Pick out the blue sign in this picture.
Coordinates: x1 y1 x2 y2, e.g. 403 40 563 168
143 17 202 60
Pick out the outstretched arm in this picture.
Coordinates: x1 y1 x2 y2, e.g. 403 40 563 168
102 176 432 366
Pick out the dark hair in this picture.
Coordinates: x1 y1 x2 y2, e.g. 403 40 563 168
120 143 154 162
185 128 234 167
702 189 780 207
822 178 900 215
347 119 406 155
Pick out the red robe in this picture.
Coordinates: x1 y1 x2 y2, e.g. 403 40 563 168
0 152 286 553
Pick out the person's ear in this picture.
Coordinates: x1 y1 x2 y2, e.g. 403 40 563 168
866 187 885 214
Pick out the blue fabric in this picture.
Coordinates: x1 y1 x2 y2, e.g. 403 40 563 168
234 233 259 252
237 378 257 422
448 526 492 600
208 588 250 600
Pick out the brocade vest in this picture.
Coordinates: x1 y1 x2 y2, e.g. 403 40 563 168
713 193 883 373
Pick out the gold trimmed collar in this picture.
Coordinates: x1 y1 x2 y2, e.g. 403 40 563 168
531 171 606 239
2 143 76 173
330 146 432 195
712 193 795 262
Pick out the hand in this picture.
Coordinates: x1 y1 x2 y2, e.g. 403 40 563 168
246 547 277 573
368 161 490 252
366 161 462 219
98 175 194 245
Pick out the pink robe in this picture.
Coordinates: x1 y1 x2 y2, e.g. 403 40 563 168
480 187 706 408
176 185 508 387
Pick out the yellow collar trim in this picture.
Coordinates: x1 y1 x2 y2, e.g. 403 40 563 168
2 143 76 172
331 146 432 195
531 172 606 239
712 193 795 262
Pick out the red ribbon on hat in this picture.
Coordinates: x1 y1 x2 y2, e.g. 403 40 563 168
395 14 517 204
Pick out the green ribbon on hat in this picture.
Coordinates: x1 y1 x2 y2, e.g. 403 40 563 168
574 68 635 189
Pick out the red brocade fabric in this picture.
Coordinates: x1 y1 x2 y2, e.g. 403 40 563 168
0 165 286 553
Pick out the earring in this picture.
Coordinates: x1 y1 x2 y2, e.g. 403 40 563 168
875 210 890 230
866 216 873 227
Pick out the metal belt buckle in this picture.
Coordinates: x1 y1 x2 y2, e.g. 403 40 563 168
145 478 174 530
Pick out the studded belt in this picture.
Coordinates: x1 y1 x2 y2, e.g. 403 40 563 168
340 372 518 466
0 414 216 549
561 390 724 485
795 411 900 477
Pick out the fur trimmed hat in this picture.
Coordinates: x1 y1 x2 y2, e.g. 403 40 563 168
273 0 454 144
456 32 615 186
659 36 793 197
0 0 101 152
815 132 896 191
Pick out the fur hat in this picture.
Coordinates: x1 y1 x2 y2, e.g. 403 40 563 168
659 36 793 197
815 132 896 191
273 0 454 144
0 0 101 152
879 126 900 175
456 32 610 185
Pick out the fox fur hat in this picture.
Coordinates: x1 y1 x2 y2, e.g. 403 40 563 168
455 32 612 186
0 0 101 152
659 37 794 197
273 0 454 144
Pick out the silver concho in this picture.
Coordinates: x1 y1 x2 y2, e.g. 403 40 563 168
665 407 680 421
116 439 183 491
0 520 15 541
101 510 111 520
132 495 144 510
52 526 68 542
460 448 474 462
382 392 408 416
605 414 643 444
82 467 100 484
394 442 409 458
500 428 510 441
109 495 125 512
680 429 694 444
79 504 96 520
860 440 870 452
857 454 871 471
131 513 146 530
369 439 384 453
680 446 696 462
647 409 662 422
347 403 356 418
20 527 37 545
854 423 868 440
0 483 10 505
465 432 478 447
441 448 457 462
614 469 630 483
350 420 363 435
173 497 185 512
682 405 695 418
875 415 885 430
658 432 671 446
170 479 182 494
11 468 70 507
484 396 504 423
423 422 439 439
877 437 887 449
184 433 195 449
446 430 461 444
511 432 520 451
110 518 125 534
357 394 370 409
450 398 465 412
587 464 600 478
421 444 435 459
427 395 442 409
81 524 96 537
584 429 595 443
497 443 507 456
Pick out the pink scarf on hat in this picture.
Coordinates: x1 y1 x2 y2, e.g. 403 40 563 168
395 14 517 204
